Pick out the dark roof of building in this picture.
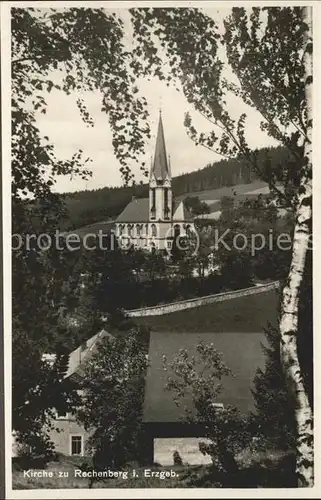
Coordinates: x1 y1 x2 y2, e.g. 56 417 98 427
116 198 193 224
151 113 171 181
71 220 115 239
143 330 266 423
116 198 149 223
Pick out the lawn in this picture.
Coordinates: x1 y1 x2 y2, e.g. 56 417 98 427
177 180 274 208
137 289 279 333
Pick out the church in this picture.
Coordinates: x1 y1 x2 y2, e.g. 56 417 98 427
115 113 194 252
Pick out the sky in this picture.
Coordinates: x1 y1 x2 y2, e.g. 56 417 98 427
34 7 278 194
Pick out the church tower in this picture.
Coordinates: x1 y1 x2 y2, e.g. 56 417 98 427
149 112 172 222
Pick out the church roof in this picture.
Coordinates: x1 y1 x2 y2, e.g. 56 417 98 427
173 201 194 222
115 198 149 223
150 113 171 182
116 197 193 223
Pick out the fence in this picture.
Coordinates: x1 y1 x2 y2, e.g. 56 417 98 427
126 281 280 317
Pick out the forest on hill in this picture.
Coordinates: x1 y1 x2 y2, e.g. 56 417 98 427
61 145 293 230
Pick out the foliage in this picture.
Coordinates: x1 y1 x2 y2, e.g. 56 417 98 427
76 327 149 468
163 342 252 481
184 196 210 217
251 322 297 450
11 6 312 481
12 7 151 198
12 327 81 456
12 240 91 454
131 7 307 208
191 194 293 288
11 5 152 453
216 194 293 284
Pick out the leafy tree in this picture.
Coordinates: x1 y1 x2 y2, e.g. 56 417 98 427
12 327 80 456
163 343 252 486
184 196 210 217
131 7 313 483
141 250 166 281
217 194 292 286
76 327 149 472
12 7 150 198
252 322 297 450
12 6 313 483
11 6 151 452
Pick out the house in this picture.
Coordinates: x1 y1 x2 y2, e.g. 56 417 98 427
142 330 268 465
12 330 114 458
115 112 194 252
13 297 275 463
46 329 115 457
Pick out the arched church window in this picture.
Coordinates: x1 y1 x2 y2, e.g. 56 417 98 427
128 224 133 237
136 224 141 237
150 188 156 219
164 188 170 219
151 224 157 238
119 224 124 236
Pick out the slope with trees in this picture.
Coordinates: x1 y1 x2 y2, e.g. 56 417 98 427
11 6 151 453
11 6 313 486
131 5 313 485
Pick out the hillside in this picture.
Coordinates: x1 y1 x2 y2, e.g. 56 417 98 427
60 145 291 230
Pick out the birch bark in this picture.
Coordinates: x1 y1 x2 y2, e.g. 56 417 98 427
279 6 313 487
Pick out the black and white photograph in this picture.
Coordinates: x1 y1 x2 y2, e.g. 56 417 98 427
1 1 318 497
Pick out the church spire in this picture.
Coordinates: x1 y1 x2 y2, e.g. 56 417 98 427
150 111 170 182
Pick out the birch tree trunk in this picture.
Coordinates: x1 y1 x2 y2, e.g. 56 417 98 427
279 6 313 487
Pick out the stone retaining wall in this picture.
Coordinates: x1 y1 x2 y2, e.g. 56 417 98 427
127 281 279 317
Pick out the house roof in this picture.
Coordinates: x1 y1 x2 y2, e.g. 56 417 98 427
143 331 266 423
151 113 171 181
66 329 114 380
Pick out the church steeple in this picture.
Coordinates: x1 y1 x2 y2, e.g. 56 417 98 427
150 111 171 182
149 112 172 221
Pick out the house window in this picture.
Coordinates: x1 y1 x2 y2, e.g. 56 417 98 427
151 224 157 238
211 403 224 410
70 435 83 456
56 410 68 420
